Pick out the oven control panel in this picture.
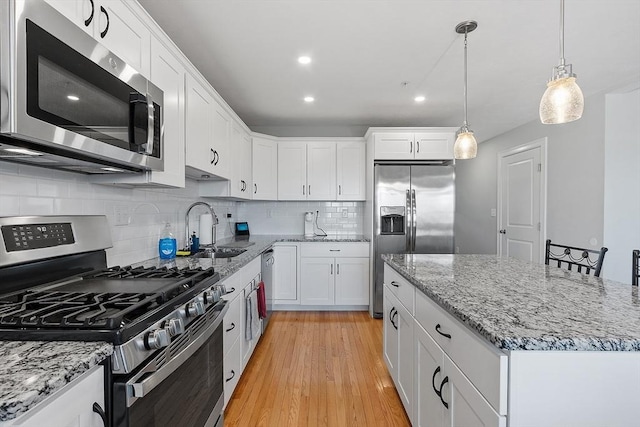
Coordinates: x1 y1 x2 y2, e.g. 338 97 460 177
1 222 75 252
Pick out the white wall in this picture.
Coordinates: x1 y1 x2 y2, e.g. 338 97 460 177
236 201 363 236
603 88 640 283
0 162 236 268
455 90 607 255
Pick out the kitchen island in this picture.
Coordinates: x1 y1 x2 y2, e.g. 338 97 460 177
383 254 640 427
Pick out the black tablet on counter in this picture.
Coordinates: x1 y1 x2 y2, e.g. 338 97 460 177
235 222 250 237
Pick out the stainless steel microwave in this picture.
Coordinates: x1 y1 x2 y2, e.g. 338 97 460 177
0 0 163 174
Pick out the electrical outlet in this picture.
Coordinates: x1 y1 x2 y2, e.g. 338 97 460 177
114 205 130 226
266 209 272 218
342 208 348 218
490 208 497 217
226 213 232 218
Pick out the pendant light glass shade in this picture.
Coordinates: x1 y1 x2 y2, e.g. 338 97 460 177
539 75 584 124
454 129 477 159
539 0 584 124
454 21 478 160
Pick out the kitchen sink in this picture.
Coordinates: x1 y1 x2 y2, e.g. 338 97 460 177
191 248 247 259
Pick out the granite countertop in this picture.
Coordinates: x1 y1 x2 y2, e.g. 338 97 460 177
0 341 112 422
138 234 369 281
383 254 640 352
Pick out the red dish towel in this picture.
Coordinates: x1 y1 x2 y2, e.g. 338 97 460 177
257 281 267 319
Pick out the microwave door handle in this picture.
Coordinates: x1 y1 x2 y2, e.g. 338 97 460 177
144 93 155 155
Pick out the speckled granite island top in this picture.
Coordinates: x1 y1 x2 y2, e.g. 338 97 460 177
383 254 640 352
0 341 112 422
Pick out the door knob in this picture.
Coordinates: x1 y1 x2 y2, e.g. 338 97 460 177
499 229 506 234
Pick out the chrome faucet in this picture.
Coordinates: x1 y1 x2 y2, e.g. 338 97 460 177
185 202 219 250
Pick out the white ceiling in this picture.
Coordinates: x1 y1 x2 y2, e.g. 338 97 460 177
138 0 640 141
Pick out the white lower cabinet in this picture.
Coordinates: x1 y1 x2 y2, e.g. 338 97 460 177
0 365 105 427
273 244 299 304
221 257 262 408
299 242 369 307
384 263 507 427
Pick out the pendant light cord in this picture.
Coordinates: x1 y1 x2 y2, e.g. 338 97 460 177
463 29 469 128
559 0 565 67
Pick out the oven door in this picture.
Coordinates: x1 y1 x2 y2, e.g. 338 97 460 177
1 0 163 171
112 305 227 427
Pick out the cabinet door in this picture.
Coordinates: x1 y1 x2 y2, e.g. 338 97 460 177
147 37 185 187
336 141 365 200
300 258 335 305
277 142 307 200
94 1 151 77
415 322 446 427
383 289 399 379
273 245 298 302
44 0 86 27
239 130 253 199
228 124 245 198
396 301 415 418
334 257 369 305
252 137 278 200
6 365 105 427
306 142 336 200
223 335 242 409
374 133 414 160
414 132 455 160
211 103 231 179
443 356 506 427
185 74 215 175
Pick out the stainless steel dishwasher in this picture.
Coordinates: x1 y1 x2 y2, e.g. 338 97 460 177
261 248 274 332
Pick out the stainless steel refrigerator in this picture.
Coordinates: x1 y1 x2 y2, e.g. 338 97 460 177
373 163 455 317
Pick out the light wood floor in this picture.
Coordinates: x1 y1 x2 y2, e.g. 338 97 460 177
224 311 411 427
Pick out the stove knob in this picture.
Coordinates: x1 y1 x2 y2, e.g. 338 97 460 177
186 300 205 318
167 318 185 336
203 289 215 305
145 328 170 350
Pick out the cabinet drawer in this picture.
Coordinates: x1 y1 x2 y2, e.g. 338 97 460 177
223 294 243 355
384 264 415 315
301 242 369 258
415 290 508 415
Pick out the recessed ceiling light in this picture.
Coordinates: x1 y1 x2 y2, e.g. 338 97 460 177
304 96 315 103
67 95 79 101
298 56 312 65
414 96 426 102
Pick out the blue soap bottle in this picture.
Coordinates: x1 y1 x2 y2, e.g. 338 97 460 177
159 222 177 260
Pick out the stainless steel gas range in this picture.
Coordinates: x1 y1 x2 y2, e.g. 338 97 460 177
0 215 228 427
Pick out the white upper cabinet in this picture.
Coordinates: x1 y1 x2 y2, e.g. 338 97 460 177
372 130 456 160
185 73 216 178
45 0 151 77
227 123 252 199
277 142 308 200
211 103 231 180
252 136 278 200
277 141 338 201
336 141 365 200
307 142 336 200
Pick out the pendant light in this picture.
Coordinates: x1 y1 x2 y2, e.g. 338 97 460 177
539 0 584 124
453 21 478 160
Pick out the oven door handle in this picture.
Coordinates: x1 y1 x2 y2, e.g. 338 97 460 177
127 304 228 404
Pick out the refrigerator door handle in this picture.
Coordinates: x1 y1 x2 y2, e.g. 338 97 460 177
406 189 412 252
412 189 417 251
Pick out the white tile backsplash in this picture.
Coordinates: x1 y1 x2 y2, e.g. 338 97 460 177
0 163 237 268
237 200 363 236
0 162 364 266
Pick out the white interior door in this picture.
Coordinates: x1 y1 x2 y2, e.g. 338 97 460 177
498 142 545 263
